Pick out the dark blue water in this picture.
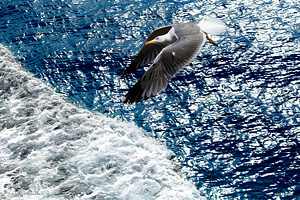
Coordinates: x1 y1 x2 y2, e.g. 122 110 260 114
1 0 300 199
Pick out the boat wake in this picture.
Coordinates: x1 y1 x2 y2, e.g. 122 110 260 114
0 44 203 199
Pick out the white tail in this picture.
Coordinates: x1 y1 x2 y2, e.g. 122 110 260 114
199 18 226 35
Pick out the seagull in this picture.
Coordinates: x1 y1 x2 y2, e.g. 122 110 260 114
122 18 226 103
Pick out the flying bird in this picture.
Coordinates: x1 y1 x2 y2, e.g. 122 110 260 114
122 18 226 103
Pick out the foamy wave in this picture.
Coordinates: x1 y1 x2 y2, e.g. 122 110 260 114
0 44 204 199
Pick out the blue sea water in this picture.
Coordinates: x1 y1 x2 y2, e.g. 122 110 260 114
0 0 300 199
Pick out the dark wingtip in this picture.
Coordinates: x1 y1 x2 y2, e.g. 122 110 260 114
123 97 141 104
123 93 144 104
123 80 149 104
121 69 131 77
121 58 142 77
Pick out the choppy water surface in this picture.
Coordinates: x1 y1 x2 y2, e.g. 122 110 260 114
1 0 300 199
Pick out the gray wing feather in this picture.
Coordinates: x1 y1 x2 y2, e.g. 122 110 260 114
124 28 206 103
121 26 173 76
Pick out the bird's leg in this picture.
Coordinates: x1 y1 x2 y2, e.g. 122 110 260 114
204 32 218 47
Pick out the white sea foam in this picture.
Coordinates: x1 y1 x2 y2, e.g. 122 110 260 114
0 44 204 199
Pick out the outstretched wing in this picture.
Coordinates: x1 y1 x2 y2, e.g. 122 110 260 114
123 28 206 103
121 26 173 76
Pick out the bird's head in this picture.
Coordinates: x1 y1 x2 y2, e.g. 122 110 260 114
145 36 163 45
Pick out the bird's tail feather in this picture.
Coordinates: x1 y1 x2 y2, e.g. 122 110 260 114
199 18 226 35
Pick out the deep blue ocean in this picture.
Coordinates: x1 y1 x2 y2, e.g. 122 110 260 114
1 0 300 199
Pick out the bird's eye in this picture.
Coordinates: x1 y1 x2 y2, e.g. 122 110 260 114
156 37 159 39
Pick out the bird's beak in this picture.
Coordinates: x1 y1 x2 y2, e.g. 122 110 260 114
145 40 155 45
